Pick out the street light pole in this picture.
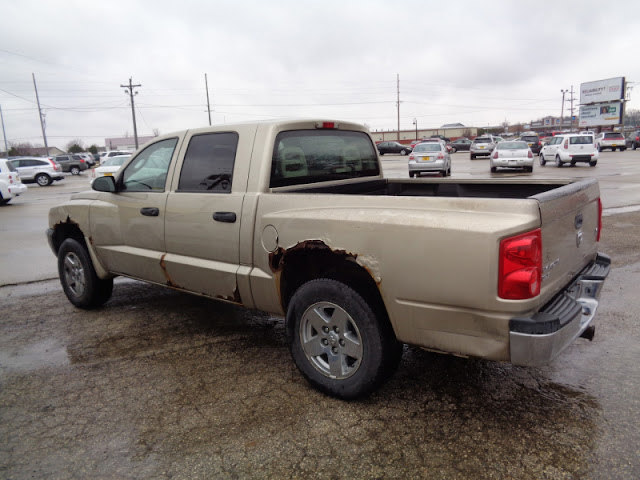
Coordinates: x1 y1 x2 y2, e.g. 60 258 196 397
413 118 418 140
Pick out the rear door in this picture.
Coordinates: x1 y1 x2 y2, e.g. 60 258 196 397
163 125 256 302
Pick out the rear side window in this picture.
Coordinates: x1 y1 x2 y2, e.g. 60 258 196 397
270 130 379 188
178 132 238 193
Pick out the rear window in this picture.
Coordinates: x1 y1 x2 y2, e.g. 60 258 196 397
413 143 443 152
569 136 593 145
521 136 539 142
473 137 492 143
497 141 528 150
270 130 379 188
604 133 624 139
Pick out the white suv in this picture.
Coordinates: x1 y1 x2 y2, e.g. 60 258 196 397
8 157 65 186
595 132 626 152
539 134 598 168
0 158 28 205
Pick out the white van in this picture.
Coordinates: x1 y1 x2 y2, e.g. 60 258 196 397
539 134 598 168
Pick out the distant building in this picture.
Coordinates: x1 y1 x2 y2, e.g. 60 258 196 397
104 135 157 151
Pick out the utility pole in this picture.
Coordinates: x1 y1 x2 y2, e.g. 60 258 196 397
32 73 49 156
205 73 212 126
560 89 568 130
121 77 141 149
568 85 575 131
0 105 9 157
413 118 418 140
396 74 400 141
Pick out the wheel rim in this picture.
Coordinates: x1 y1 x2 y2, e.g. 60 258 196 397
299 301 363 380
37 175 49 186
63 252 86 297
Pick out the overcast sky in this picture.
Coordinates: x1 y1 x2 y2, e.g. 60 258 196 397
1 0 639 150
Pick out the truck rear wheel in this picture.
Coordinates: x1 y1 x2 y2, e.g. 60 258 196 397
58 238 113 309
287 278 401 399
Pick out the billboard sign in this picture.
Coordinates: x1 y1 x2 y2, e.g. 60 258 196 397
579 102 623 127
580 77 625 104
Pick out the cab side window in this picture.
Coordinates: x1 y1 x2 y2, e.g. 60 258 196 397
177 132 238 193
121 138 178 192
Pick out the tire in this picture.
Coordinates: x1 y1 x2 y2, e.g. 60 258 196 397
526 166 533 173
539 154 546 166
35 173 52 186
58 238 113 309
612 147 617 152
589 160 597 167
634 143 637 151
378 152 384 156
451 147 457 153
470 154 476 160
621 147 626 152
409 171 415 178
287 278 402 400
400 149 408 156
490 166 497 173
555 155 563 168
70 166 80 175
597 145 602 152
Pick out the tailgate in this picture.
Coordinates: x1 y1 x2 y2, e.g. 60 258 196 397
533 178 601 306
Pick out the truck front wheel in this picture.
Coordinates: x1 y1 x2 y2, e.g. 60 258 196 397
58 238 113 309
287 278 401 399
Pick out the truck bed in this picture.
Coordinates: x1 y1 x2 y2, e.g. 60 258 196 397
277 177 572 199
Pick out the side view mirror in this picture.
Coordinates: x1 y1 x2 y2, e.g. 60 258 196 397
92 175 116 192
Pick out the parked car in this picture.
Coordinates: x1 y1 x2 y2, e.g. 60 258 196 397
490 141 534 173
90 155 130 183
519 132 542 154
625 130 640 150
0 158 28 205
449 138 472 152
54 154 89 175
539 133 598 167
377 141 412 156
595 132 626 152
408 141 451 177
8 157 64 186
470 135 497 159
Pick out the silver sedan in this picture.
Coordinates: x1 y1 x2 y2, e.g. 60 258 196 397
490 141 534 173
408 142 451 177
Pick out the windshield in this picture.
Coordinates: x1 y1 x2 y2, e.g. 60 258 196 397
413 143 443 152
270 130 380 188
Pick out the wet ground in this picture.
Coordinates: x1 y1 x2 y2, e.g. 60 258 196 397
1 213 639 479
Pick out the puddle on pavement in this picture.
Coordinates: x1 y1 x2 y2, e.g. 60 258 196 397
0 338 69 372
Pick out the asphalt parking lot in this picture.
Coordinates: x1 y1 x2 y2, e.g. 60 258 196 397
1 151 640 479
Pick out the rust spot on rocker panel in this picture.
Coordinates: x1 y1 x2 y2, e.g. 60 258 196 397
159 254 177 288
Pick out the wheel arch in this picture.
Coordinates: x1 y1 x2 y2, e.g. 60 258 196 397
271 241 394 339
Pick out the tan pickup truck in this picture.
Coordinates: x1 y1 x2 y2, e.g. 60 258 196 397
47 119 610 399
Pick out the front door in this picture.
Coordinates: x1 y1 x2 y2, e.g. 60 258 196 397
90 137 180 284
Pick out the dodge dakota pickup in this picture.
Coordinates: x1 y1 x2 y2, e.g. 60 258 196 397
47 119 610 399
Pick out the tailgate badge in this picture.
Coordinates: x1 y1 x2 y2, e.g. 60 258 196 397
576 231 583 248
574 213 583 229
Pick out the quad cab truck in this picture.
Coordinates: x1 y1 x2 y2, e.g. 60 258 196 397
47 119 610 399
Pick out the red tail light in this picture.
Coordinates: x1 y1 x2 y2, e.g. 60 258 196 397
498 229 542 300
492 150 499 159
437 152 444 159
597 198 602 242
528 150 533 158
564 140 569 149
